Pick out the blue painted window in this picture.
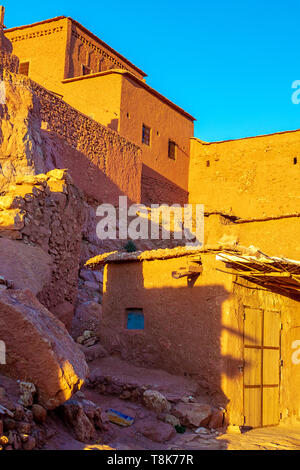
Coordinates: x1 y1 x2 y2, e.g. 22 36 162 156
126 309 144 330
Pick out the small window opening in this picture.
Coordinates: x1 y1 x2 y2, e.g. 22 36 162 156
126 309 144 330
142 124 151 146
82 64 91 76
168 140 176 160
294 157 298 165
19 62 29 76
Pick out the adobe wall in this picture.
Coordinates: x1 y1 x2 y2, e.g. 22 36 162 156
204 212 300 260
34 78 141 205
61 72 192 204
101 253 234 406
120 74 193 196
61 73 123 130
2 71 142 205
101 252 300 424
67 20 145 80
0 68 142 319
189 132 300 219
5 17 145 96
141 165 189 205
5 17 68 95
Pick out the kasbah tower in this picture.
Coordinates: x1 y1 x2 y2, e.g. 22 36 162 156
4 13 195 206
5 8 300 217
1 2 300 442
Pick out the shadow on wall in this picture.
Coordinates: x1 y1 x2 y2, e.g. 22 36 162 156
141 164 189 206
107 119 119 132
41 129 137 207
101 261 257 409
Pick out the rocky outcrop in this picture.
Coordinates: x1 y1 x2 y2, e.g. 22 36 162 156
58 398 107 443
142 390 171 414
0 238 52 295
71 301 102 339
135 418 175 443
0 170 84 325
172 402 213 428
0 75 45 191
0 25 18 77
0 289 88 410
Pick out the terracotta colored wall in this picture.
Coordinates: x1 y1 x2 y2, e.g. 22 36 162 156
189 132 300 219
67 21 145 80
102 253 300 424
61 72 193 204
6 20 193 204
5 17 144 94
204 213 300 260
141 165 189 206
120 74 193 198
101 254 233 405
6 73 142 204
5 18 68 94
61 73 123 129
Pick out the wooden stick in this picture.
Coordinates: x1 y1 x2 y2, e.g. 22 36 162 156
0 403 14 417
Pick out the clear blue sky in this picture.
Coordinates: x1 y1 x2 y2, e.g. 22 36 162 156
4 0 300 141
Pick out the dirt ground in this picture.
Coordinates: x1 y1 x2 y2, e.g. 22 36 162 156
42 357 300 451
44 408 300 451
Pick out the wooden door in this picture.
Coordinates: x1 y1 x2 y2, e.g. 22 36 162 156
243 307 281 427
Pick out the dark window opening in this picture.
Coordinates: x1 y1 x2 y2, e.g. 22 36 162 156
19 62 29 76
294 157 298 165
126 309 144 330
82 65 91 76
168 140 176 160
98 59 105 72
142 124 151 146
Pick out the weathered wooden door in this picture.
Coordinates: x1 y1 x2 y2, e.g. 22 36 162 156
243 307 281 427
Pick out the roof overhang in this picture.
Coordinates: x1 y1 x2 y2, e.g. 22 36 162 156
5 16 147 79
216 251 300 295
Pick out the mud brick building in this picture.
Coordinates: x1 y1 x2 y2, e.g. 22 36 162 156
2 8 300 433
5 16 195 205
86 243 300 429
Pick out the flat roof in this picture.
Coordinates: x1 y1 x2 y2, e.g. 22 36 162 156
62 69 196 122
85 244 245 269
85 247 203 269
191 127 300 145
5 16 147 78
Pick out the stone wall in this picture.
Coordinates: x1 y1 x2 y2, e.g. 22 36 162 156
2 70 142 204
0 25 19 76
0 50 19 76
0 170 84 328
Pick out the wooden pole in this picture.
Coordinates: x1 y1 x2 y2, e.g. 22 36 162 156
0 6 5 27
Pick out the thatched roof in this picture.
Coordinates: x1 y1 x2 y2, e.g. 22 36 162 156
84 244 247 270
216 251 300 295
85 247 203 270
